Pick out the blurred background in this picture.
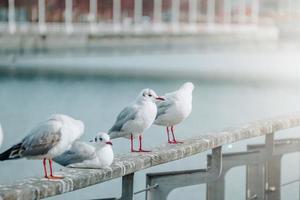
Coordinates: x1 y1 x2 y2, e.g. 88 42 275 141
1 0 300 199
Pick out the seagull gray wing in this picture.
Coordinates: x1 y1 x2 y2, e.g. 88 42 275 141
53 141 95 166
21 120 62 157
109 105 138 134
156 100 173 119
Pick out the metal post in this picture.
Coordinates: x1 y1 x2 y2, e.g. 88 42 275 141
8 0 16 34
246 164 265 200
265 133 274 157
89 0 97 33
113 0 121 31
223 0 231 24
120 173 134 200
65 0 73 33
96 173 135 200
265 156 282 200
38 0 46 33
207 0 215 24
146 147 222 200
134 0 142 31
206 175 225 200
171 0 180 32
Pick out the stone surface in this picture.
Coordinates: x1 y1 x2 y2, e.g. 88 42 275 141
1 113 300 200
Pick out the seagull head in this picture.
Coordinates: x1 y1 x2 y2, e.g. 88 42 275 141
90 132 112 146
138 88 165 103
180 82 194 93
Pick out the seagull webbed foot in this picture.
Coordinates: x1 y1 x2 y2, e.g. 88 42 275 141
168 140 184 144
48 175 64 180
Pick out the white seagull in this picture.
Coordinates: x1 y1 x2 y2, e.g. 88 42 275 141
109 88 164 152
0 114 84 179
53 132 113 168
0 124 3 148
154 82 194 144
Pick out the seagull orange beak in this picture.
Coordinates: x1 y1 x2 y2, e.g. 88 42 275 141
106 141 113 146
156 97 165 101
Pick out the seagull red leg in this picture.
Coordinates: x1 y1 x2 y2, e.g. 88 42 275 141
130 134 138 152
138 135 151 152
166 126 172 143
171 126 183 144
43 158 48 178
48 159 64 179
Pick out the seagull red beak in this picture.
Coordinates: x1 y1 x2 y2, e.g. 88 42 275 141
106 141 113 146
156 96 165 101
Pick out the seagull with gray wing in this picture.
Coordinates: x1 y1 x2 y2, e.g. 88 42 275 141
0 114 84 179
54 132 113 168
109 88 164 152
154 82 194 144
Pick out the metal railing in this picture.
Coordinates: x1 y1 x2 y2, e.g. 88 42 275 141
1 113 300 200
145 135 300 199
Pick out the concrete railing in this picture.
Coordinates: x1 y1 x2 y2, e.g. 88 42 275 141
1 112 300 200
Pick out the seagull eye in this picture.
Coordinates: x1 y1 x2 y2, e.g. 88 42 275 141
99 138 103 141
149 94 152 97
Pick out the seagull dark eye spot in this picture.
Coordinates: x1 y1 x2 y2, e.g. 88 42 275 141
95 137 97 142
100 138 103 141
149 94 152 97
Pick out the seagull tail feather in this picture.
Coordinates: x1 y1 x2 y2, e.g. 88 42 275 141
0 143 23 161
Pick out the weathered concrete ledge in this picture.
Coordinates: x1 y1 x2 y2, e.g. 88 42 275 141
1 113 300 200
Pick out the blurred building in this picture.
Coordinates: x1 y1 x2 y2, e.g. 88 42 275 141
0 0 262 23
0 0 265 34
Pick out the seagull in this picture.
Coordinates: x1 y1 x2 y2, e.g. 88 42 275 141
53 132 113 168
154 82 194 144
108 88 164 152
0 124 3 148
0 114 84 179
